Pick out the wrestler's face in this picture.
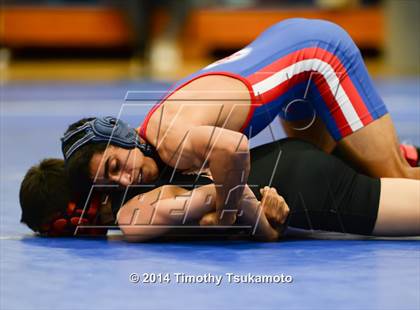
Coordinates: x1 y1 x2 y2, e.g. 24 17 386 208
89 146 159 186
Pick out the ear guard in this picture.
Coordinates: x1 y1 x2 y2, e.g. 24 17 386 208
39 192 108 237
61 116 154 161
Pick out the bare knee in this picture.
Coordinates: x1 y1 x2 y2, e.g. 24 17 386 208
373 178 420 236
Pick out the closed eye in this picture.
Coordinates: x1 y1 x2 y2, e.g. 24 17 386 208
109 158 120 175
105 157 120 179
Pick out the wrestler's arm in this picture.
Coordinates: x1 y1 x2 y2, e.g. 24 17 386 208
239 186 285 241
200 185 286 241
117 185 215 242
117 184 280 242
158 126 250 226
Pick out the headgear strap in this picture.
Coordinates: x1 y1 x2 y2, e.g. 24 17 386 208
61 116 154 160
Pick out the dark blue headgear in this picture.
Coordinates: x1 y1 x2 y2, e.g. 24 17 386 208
61 116 154 161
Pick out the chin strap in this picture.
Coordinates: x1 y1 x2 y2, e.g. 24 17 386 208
39 192 108 237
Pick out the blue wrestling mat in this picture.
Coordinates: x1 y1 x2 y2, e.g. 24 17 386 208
1 78 419 310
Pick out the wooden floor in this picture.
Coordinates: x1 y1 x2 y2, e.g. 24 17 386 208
0 5 388 82
2 6 384 59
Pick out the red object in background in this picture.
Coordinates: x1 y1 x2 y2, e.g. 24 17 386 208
400 144 419 167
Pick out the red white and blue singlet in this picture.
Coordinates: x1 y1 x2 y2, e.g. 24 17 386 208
140 18 388 141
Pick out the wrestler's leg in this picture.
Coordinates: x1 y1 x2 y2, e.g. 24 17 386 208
281 113 420 179
280 117 336 153
336 114 420 179
276 20 419 179
372 178 420 236
248 139 419 236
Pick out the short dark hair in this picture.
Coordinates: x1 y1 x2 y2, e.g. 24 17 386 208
63 118 107 192
19 158 71 232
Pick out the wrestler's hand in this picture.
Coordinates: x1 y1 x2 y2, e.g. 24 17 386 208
260 186 289 229
199 212 218 226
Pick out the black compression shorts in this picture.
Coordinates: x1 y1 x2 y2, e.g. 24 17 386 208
247 139 381 235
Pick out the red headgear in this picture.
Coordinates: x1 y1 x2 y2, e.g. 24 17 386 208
39 192 108 237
